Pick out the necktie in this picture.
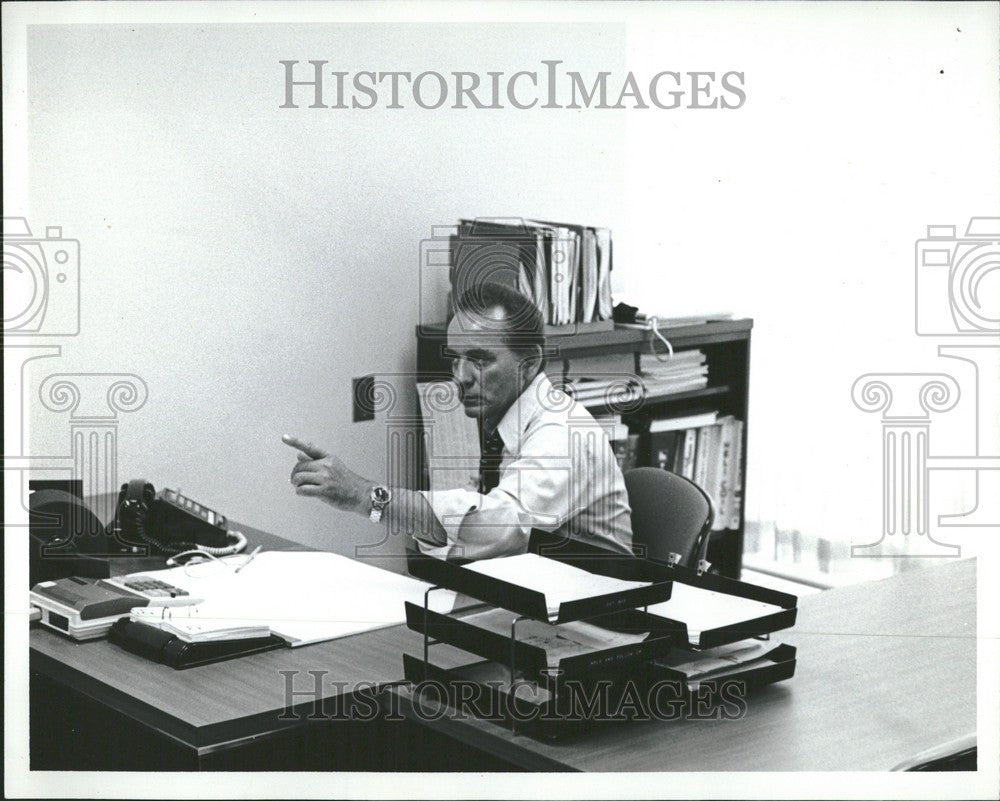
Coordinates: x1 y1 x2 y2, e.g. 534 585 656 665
479 428 505 494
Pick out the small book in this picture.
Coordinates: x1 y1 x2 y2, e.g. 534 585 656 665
679 428 698 479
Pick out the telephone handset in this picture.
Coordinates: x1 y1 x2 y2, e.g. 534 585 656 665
115 480 246 557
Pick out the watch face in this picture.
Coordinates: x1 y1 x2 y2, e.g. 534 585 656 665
371 486 391 504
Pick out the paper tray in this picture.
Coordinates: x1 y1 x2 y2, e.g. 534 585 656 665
651 642 798 691
401 645 797 741
406 602 685 685
641 561 798 648
406 545 671 624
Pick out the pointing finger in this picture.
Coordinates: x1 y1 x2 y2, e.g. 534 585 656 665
282 434 328 459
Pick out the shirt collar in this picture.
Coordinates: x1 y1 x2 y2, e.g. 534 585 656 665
495 370 550 448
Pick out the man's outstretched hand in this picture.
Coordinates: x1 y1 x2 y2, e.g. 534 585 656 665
282 434 371 515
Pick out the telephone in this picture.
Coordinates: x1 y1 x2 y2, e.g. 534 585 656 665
114 479 246 557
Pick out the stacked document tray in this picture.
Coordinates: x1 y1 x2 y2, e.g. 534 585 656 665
403 532 799 739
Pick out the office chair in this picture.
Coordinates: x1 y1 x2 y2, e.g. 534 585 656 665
624 467 714 568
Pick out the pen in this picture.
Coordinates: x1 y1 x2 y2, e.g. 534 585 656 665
235 545 262 573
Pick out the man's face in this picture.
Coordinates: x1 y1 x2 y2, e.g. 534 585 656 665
446 309 531 430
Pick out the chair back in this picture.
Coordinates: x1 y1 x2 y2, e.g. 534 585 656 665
624 467 714 567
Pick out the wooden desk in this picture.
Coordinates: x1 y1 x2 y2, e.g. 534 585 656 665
29 524 482 770
390 558 978 772
30 523 976 772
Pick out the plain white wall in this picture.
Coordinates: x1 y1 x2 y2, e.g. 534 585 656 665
21 6 999 563
24 21 630 558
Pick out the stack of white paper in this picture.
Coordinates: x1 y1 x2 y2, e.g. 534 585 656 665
464 552 650 621
125 551 457 647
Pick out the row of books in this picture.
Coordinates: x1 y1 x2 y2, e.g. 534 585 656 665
449 218 613 327
649 411 743 532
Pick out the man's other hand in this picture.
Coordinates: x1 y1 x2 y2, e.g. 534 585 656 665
282 434 370 515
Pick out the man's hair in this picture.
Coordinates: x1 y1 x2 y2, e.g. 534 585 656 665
452 282 545 365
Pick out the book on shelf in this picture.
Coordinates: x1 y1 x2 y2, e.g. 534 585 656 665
646 412 743 531
649 428 680 473
693 423 718 503
714 417 734 529
678 427 698 479
728 419 744 530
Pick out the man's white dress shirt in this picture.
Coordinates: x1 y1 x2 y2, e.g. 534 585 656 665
418 371 634 559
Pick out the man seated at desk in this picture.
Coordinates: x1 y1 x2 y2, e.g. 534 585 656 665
283 282 633 560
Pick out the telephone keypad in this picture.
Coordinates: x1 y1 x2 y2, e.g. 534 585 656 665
120 577 189 598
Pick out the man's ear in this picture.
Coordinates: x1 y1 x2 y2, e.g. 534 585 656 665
518 347 543 383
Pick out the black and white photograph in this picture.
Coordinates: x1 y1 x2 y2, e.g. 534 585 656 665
4 1 998 798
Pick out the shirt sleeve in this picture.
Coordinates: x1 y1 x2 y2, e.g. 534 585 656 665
418 418 611 560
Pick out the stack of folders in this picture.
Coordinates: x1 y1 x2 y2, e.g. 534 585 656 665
648 411 744 531
638 350 709 400
129 604 271 644
450 218 614 330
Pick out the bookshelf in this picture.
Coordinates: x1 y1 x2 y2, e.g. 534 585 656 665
414 318 753 579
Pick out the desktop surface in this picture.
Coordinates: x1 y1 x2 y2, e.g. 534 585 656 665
29 519 976 772
390 557 977 772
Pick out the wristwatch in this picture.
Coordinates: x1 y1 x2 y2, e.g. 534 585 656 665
369 485 392 523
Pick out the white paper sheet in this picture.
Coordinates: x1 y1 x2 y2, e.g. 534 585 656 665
646 581 782 642
124 551 457 646
464 552 650 621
